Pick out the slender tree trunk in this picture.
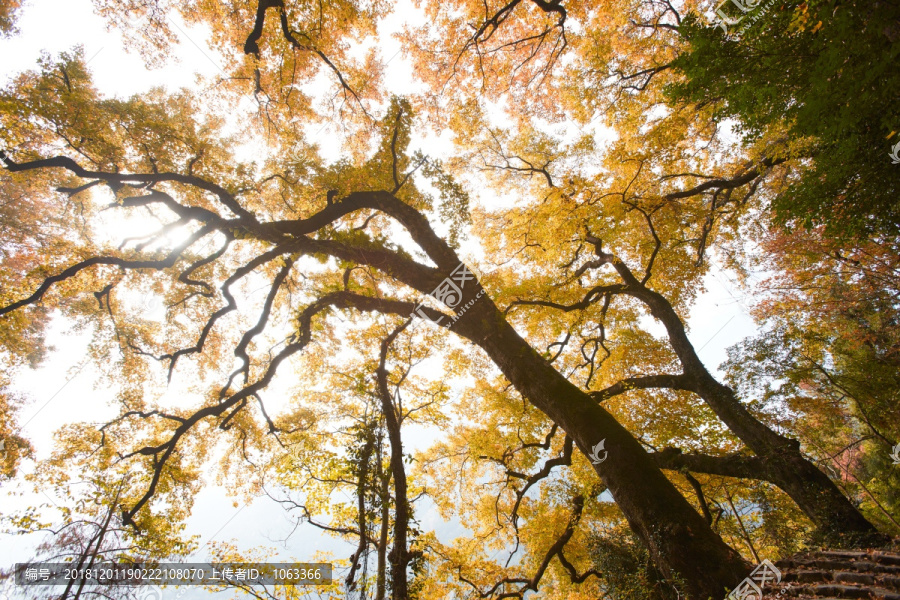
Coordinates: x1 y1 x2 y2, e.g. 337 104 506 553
375 430 390 600
454 300 749 600
575 238 883 543
695 374 883 544
347 427 376 593
377 325 413 600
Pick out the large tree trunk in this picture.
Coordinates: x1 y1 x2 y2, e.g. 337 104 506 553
693 375 883 544
454 299 749 600
568 238 883 544
632 271 885 545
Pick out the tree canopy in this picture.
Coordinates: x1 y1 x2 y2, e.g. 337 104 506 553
0 1 898 599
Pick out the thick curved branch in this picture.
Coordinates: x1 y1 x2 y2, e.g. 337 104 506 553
177 233 234 295
649 447 766 480
221 256 296 395
3 151 468 302
589 373 695 402
1 151 255 221
244 0 281 55
264 190 460 270
116 190 229 229
290 290 451 329
529 0 567 24
505 284 627 314
663 157 787 201
582 233 790 454
0 223 219 317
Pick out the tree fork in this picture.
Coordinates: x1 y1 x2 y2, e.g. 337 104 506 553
592 237 886 545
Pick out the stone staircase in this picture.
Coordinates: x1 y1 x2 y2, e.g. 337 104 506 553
761 549 900 600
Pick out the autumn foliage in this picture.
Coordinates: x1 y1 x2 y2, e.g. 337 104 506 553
0 1 898 599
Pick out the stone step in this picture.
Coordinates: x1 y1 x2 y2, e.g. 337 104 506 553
778 558 900 575
783 570 832 584
821 551 900 566
842 562 900 576
767 583 900 600
819 551 875 560
833 572 877 586
753 545 900 600
809 585 900 600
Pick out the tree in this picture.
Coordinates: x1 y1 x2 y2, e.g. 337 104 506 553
666 0 900 237
0 48 746 598
411 7 884 538
268 321 434 599
722 223 900 534
1 1 894 598
0 0 21 37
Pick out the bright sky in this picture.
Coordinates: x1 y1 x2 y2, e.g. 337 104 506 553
0 0 758 597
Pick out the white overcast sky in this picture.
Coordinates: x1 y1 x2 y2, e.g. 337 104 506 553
0 0 757 596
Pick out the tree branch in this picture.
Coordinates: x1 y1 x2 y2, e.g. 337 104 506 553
649 447 766 480
589 374 695 402
1 151 256 221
